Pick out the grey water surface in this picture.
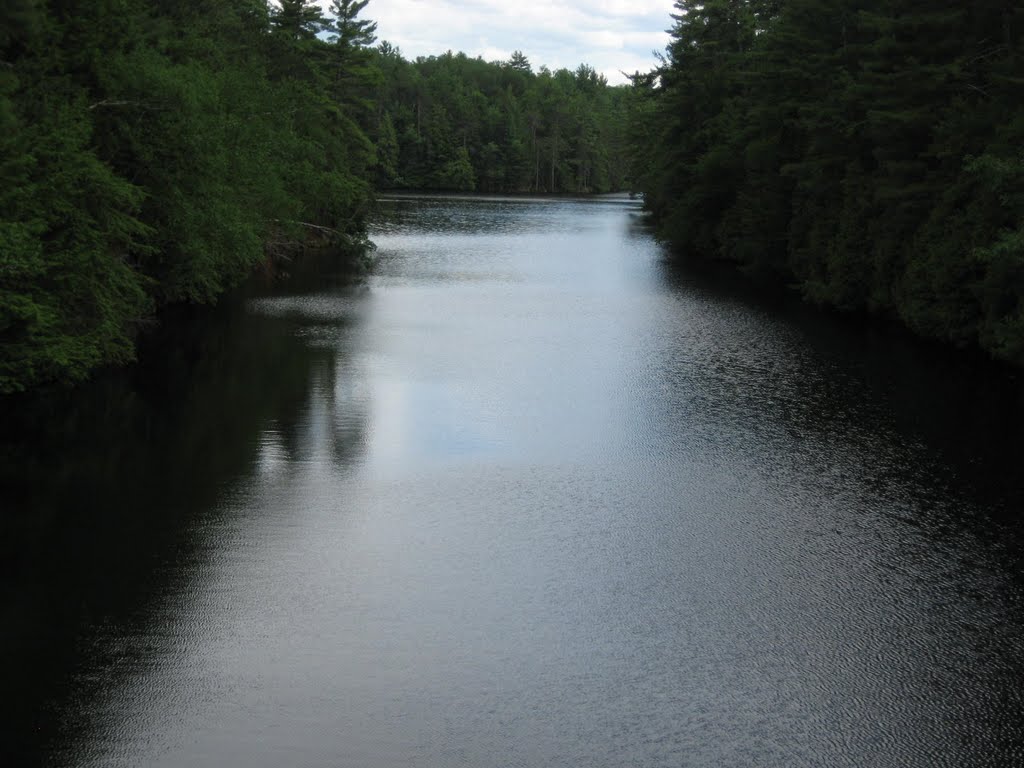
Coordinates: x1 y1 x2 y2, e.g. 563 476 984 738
5 196 1024 767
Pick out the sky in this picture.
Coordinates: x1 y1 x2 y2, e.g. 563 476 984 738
318 0 676 85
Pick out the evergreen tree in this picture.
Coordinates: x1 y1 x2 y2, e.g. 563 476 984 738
630 0 1024 365
1 0 378 392
271 0 325 40
507 50 532 74
368 45 630 195
328 0 378 51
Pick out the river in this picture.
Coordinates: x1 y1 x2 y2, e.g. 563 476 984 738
4 195 1024 767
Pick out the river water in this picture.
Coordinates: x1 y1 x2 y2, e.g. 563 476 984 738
5 196 1024 767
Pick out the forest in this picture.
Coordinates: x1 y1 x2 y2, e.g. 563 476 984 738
370 47 630 194
0 0 629 393
1 0 375 393
632 0 1024 366
4 0 1024 392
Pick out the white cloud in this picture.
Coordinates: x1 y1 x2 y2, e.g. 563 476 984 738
315 0 674 84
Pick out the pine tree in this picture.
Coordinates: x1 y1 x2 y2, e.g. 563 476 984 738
271 0 325 40
328 0 377 51
631 0 1024 364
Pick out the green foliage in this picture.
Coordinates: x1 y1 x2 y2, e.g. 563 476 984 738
370 47 631 194
0 94 151 392
271 0 326 40
633 0 1024 365
328 0 377 50
435 146 476 191
1 0 378 392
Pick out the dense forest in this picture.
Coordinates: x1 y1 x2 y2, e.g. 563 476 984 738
371 48 630 194
0 0 630 394
632 0 1024 366
1 0 380 393
6 0 1024 393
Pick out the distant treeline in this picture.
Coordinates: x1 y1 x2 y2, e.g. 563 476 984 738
631 1 1024 365
370 47 630 194
0 0 630 393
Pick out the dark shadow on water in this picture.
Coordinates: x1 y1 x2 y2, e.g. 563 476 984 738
654 251 1024 575
0 251 369 764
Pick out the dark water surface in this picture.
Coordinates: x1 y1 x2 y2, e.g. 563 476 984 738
5 196 1024 767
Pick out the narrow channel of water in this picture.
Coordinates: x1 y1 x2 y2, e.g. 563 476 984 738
4 196 1024 767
